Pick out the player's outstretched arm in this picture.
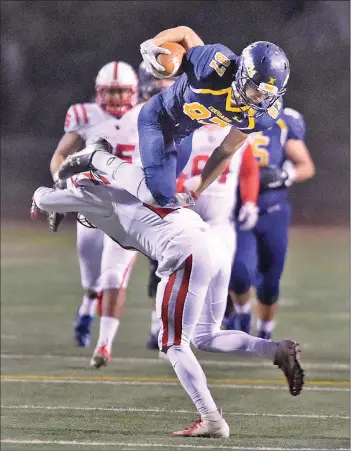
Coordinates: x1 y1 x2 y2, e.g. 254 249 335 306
192 127 248 198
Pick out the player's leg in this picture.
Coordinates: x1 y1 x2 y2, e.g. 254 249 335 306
255 204 291 339
192 251 303 397
146 258 161 349
225 225 258 333
138 96 188 206
91 235 137 368
75 221 104 347
156 241 229 437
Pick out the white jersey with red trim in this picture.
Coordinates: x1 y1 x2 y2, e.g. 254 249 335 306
64 102 142 165
35 171 211 278
181 125 245 225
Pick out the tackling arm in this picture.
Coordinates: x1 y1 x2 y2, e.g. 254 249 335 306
192 127 247 198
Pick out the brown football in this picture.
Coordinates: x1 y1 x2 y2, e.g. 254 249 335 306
156 42 186 77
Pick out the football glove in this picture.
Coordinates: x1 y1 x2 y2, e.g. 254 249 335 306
140 39 171 79
164 192 196 209
238 202 259 230
259 162 296 190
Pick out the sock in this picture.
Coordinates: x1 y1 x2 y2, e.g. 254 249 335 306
151 311 161 337
233 300 252 315
166 345 221 420
256 319 276 333
194 329 278 361
78 295 97 317
96 316 120 353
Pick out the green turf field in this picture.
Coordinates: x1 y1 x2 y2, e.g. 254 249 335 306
1 220 350 450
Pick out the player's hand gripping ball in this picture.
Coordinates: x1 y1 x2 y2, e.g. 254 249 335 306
156 42 186 77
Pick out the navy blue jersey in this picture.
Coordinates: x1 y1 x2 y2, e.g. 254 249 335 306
249 107 306 211
159 44 283 137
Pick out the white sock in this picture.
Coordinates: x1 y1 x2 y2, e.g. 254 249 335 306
166 345 221 420
194 329 278 361
256 319 276 333
151 311 161 337
96 316 120 353
233 300 252 315
78 295 97 317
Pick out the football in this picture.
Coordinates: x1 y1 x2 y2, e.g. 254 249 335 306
156 42 186 77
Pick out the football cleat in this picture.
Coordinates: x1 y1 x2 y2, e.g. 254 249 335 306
58 138 112 180
47 212 65 232
274 339 304 396
173 418 230 438
257 330 272 340
90 345 111 369
74 311 94 347
146 333 159 350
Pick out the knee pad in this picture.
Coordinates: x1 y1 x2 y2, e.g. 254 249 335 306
148 259 161 298
229 260 252 295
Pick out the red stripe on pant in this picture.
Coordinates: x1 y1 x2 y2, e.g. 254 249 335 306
161 272 177 349
174 255 193 346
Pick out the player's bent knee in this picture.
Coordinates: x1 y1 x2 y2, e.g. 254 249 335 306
229 261 252 294
257 289 279 306
100 269 124 290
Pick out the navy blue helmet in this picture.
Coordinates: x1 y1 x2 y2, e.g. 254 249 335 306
233 41 290 114
138 61 177 101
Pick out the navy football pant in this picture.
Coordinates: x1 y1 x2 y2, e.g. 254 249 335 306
229 203 291 305
138 95 193 206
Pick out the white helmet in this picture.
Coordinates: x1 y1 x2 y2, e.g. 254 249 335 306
95 61 138 117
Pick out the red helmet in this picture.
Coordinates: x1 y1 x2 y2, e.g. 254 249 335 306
95 61 138 118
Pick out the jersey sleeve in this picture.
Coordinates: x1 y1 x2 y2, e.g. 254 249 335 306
64 103 90 135
183 44 237 88
239 143 259 204
283 107 306 141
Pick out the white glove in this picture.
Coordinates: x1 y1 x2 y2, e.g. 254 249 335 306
282 160 296 187
183 175 201 194
140 39 171 79
164 192 196 209
238 202 259 230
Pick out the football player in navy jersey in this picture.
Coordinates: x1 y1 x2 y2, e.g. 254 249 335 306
139 26 290 206
225 107 315 339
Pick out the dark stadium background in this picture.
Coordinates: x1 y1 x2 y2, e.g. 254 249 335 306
1 0 350 225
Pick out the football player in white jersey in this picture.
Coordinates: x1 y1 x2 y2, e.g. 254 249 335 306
89 63 177 367
146 123 260 349
49 61 139 347
32 139 304 438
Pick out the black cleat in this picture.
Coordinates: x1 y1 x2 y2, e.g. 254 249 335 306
274 339 304 396
47 212 65 232
58 138 113 180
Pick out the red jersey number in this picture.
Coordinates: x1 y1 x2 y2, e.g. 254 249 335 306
191 154 229 184
113 144 135 163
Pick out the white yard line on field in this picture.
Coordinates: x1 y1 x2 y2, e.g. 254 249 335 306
1 404 349 420
1 353 349 371
0 439 349 451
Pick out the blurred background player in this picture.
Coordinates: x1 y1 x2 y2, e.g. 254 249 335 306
91 62 177 366
146 124 259 350
225 107 315 339
50 60 139 347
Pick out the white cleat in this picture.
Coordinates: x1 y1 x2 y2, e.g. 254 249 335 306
90 345 111 369
173 418 230 438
